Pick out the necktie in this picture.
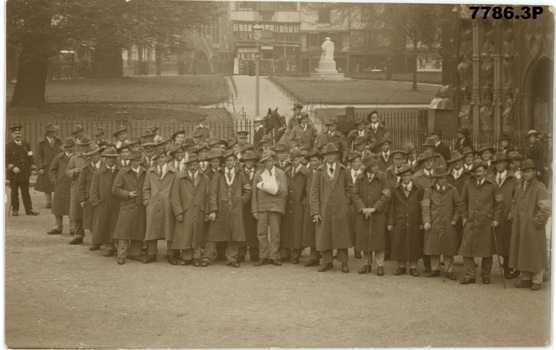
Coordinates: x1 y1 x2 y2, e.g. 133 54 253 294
226 170 232 182
524 181 528 191
497 174 502 186
329 166 334 178
404 185 410 192
158 166 162 177
477 180 481 187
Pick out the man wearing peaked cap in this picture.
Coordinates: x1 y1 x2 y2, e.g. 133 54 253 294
7 125 39 216
236 130 250 146
113 125 128 149
35 123 62 209
286 103 313 139
47 137 76 235
310 143 353 273
509 159 552 291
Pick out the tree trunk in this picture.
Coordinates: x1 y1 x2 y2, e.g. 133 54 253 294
412 42 418 91
90 42 123 78
10 1 51 107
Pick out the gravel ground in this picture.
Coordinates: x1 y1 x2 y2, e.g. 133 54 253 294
5 191 551 348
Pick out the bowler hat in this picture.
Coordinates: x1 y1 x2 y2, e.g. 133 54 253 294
241 150 259 162
320 143 339 155
101 147 119 157
396 164 413 176
112 125 127 137
184 154 199 164
432 166 448 178
259 150 275 163
446 151 464 163
520 159 536 171
71 124 84 135
45 123 59 132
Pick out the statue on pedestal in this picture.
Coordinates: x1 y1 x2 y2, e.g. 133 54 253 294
321 37 335 62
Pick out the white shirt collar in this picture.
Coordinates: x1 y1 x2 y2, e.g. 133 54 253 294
65 151 73 157
424 168 433 176
497 170 507 179
435 183 445 191
435 141 441 147
452 167 462 178
403 181 413 191
92 160 101 169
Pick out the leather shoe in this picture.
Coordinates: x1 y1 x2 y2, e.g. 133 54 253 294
358 265 371 274
254 258 269 266
46 203 52 209
26 210 39 216
377 266 384 276
445 272 457 280
201 260 209 267
127 255 144 262
167 256 179 265
280 257 290 263
117 258 125 265
354 251 362 259
12 211 18 216
304 259 320 267
291 257 299 264
271 259 282 266
482 277 491 284
425 267 432 273
394 267 407 276
103 250 115 257
504 269 513 279
237 255 246 263
47 228 62 235
425 270 440 278
318 262 333 272
228 261 240 268
89 244 101 251
142 255 157 264
69 237 83 245
190 259 199 267
510 269 521 279
341 262 349 273
515 279 533 288
410 268 419 277
531 283 541 291
460 278 476 284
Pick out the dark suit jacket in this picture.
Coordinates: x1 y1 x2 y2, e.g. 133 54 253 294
435 142 452 162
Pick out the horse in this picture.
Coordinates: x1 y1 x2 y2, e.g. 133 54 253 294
264 107 287 145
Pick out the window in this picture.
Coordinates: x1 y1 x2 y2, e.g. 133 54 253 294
318 8 331 23
237 2 256 11
308 33 319 47
202 18 220 44
276 2 297 11
261 13 272 21
258 2 275 12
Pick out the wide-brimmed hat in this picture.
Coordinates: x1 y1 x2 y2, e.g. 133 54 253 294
508 151 523 161
127 137 141 146
457 127 470 136
320 143 339 155
101 147 119 157
195 142 209 153
274 143 288 153
347 151 362 162
259 150 275 163
422 137 436 147
353 136 366 146
142 141 158 149
417 150 436 163
432 166 448 178
171 130 186 140
71 124 84 135
157 138 171 148
396 164 414 176
219 138 229 147
461 147 475 156
94 127 105 137
289 150 301 160
205 150 223 161
152 148 167 160
305 149 321 160
226 138 238 149
241 150 259 162
447 151 464 163
116 143 131 153
526 130 539 137
206 137 220 147
521 159 536 171
469 159 488 172
240 143 254 153
168 144 184 156
112 125 127 137
478 145 495 154
377 137 391 147
182 137 195 149
62 137 75 149
222 150 236 160
141 128 155 138
185 154 199 164
192 129 205 139
76 135 93 146
324 119 337 126
45 123 59 132
83 144 103 156
492 152 508 163
127 151 143 161
362 154 378 170
292 103 303 110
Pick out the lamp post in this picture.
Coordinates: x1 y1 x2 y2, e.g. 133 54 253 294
252 23 263 118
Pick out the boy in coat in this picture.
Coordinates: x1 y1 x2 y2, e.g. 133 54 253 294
422 166 461 280
459 160 504 285
310 143 354 273
204 151 252 267
352 154 391 275
171 154 210 267
280 150 307 264
509 160 552 290
89 147 120 257
47 137 75 235
302 149 323 267
387 164 424 277
112 151 147 265
252 150 288 266
238 150 260 263
35 123 62 209
142 149 177 264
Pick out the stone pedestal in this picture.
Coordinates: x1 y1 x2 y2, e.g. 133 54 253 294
310 60 345 80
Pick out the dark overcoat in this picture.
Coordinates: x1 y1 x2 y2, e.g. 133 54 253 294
302 168 317 248
35 136 62 193
89 164 120 244
490 172 518 256
66 154 87 220
352 172 391 252
171 170 209 250
281 165 308 250
509 179 552 273
459 178 504 257
77 161 102 230
289 124 318 149
112 167 147 241
48 152 72 216
207 168 251 242
387 183 424 262
143 166 177 241
240 166 258 248
447 170 471 196
310 162 354 251
422 184 461 255
6 140 34 182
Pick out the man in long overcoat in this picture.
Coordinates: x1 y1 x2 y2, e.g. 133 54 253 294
35 123 62 209
47 137 75 235
422 166 461 280
387 164 424 277
289 113 318 150
280 150 307 264
314 120 347 160
491 152 519 278
171 154 209 267
238 150 260 263
66 135 93 244
89 147 120 257
352 154 391 275
142 149 177 264
77 144 103 248
509 159 552 290
459 160 504 285
302 149 322 267
203 151 251 267
446 151 471 195
310 143 354 273
112 151 147 265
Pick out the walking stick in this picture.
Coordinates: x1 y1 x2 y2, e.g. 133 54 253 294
443 222 465 282
366 212 373 275
491 226 507 288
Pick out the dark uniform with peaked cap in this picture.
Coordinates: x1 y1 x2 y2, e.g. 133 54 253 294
6 125 38 215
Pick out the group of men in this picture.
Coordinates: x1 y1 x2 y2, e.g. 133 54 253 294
6 104 552 290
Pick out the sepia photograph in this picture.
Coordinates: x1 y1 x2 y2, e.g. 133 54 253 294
3 0 554 348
